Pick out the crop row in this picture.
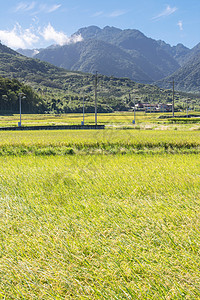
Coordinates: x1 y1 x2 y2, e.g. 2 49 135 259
0 129 199 155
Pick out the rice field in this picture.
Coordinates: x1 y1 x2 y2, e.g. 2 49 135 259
0 154 200 299
0 111 200 128
0 112 158 127
0 129 199 156
0 117 200 299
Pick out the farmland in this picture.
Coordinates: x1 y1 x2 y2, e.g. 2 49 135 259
0 111 200 128
0 113 200 299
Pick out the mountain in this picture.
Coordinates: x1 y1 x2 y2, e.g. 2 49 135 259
35 39 153 82
157 52 200 92
157 41 190 66
16 48 40 58
0 42 155 97
76 26 180 74
106 28 180 77
32 26 180 83
182 42 200 64
1 41 200 113
17 26 200 93
74 25 122 42
84 26 192 68
0 42 80 88
0 42 169 113
157 41 200 92
0 42 19 56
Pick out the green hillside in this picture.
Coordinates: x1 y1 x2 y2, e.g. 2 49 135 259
0 76 44 113
1 42 200 113
157 53 200 93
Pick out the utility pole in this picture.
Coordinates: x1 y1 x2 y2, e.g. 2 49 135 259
129 93 136 124
18 93 22 127
94 71 98 125
150 97 151 114
172 79 175 117
18 93 26 127
186 99 188 118
82 96 85 125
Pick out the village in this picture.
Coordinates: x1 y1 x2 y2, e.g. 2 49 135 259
135 102 172 112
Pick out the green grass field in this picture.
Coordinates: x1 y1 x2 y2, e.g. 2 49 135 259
0 113 200 299
0 111 200 128
1 154 200 299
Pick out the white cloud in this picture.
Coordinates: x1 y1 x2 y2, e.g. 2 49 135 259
32 16 39 24
0 23 82 49
41 23 68 45
41 23 83 46
92 9 127 18
47 4 61 13
0 24 39 49
33 49 40 55
70 34 83 44
153 5 177 20
108 10 127 17
92 11 104 17
35 3 61 14
177 20 183 31
15 2 61 14
15 1 36 12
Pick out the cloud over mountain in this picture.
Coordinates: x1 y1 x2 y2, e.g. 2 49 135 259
41 24 83 46
0 24 39 49
0 23 82 49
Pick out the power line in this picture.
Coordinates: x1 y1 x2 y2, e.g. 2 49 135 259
94 71 98 125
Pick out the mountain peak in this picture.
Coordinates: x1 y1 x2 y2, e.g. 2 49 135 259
33 25 181 83
74 26 101 39
102 26 122 33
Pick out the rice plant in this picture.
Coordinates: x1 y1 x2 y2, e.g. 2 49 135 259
0 154 200 299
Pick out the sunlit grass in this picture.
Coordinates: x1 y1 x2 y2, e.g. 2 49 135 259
0 117 199 298
0 129 199 155
0 154 200 299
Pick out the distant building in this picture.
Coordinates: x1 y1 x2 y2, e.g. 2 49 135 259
157 103 172 112
135 103 172 112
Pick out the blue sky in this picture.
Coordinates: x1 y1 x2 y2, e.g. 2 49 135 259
0 0 199 49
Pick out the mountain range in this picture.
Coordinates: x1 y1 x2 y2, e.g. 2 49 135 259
2 40 200 113
18 26 180 82
16 25 200 92
157 51 200 93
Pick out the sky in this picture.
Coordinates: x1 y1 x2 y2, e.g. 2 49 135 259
0 0 199 50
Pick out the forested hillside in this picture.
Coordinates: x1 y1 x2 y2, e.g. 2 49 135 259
0 76 44 113
1 42 200 113
157 52 200 93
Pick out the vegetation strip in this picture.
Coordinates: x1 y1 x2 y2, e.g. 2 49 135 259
0 129 199 155
0 142 199 156
0 125 105 131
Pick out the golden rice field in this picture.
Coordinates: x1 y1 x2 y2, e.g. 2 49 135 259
0 111 200 128
0 112 158 126
0 154 200 299
0 113 200 299
0 129 199 156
